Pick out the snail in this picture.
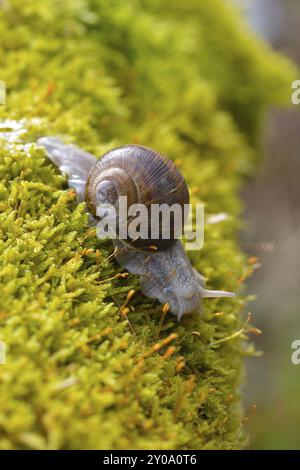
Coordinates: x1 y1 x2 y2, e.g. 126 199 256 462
38 137 235 320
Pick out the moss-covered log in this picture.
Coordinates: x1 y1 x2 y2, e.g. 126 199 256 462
0 0 294 450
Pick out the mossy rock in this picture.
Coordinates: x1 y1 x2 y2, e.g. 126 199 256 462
0 0 295 450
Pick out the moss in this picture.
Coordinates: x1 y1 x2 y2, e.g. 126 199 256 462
0 0 295 450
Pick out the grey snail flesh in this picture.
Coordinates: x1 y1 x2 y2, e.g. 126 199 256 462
38 137 235 320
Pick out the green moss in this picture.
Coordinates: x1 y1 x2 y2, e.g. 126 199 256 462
0 0 295 450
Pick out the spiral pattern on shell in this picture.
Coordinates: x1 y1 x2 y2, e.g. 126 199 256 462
85 145 190 251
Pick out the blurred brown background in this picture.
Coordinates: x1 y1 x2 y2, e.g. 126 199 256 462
237 0 300 449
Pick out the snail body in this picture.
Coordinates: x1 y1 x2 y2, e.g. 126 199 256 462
38 137 235 320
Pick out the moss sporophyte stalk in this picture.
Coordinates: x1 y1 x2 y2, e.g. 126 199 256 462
0 0 295 450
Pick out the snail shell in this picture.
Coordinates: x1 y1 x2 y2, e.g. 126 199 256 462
85 145 189 251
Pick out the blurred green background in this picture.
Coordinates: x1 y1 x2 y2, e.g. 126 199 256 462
238 0 300 450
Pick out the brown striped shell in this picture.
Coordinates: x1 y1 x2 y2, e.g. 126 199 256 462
85 145 189 251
